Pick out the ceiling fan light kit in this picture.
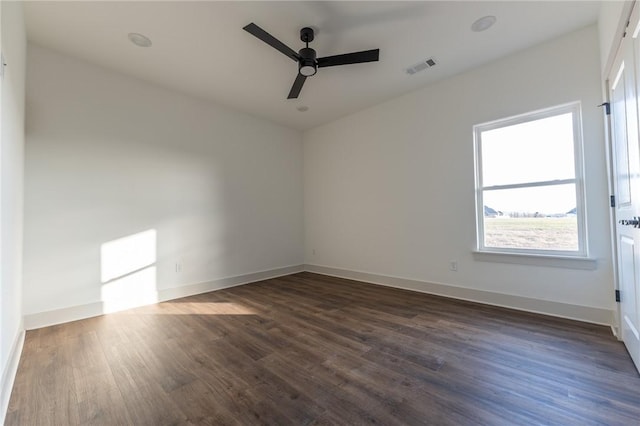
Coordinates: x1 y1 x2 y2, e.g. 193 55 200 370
243 23 379 99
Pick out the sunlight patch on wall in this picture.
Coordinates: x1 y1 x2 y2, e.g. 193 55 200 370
101 229 156 282
100 229 158 313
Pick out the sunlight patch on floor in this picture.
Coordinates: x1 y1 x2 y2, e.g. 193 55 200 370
134 302 256 316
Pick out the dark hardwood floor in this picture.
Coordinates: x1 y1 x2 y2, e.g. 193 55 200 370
6 272 640 425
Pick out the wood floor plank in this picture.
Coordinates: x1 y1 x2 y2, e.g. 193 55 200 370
100 338 191 425
6 343 80 426
6 272 640 425
167 380 240 426
67 331 134 425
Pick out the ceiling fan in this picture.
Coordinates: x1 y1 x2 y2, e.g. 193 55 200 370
243 23 380 99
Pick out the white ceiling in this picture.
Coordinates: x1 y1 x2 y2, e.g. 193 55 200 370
24 1 601 131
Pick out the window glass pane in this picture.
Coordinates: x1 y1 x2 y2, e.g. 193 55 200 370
482 184 578 251
481 113 576 187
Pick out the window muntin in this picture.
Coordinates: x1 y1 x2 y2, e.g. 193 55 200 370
474 102 587 257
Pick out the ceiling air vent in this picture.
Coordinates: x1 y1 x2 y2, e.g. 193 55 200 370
405 58 437 75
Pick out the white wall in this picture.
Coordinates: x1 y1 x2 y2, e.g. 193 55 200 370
23 45 303 322
0 1 26 421
304 25 614 323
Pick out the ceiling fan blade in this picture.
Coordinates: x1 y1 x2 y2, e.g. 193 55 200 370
317 49 379 68
243 23 300 62
287 74 307 99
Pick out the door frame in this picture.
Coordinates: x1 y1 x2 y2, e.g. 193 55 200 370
603 1 637 340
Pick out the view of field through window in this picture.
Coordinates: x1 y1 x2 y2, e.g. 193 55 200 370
484 216 578 251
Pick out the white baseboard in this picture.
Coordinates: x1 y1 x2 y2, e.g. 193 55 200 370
1 329 25 425
304 264 614 326
23 262 614 329
611 325 621 340
24 264 304 330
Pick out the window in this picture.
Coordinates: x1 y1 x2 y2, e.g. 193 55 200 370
474 102 587 257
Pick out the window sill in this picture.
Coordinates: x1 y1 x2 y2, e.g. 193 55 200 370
472 250 597 270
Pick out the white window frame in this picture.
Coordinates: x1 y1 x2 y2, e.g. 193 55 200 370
473 102 589 259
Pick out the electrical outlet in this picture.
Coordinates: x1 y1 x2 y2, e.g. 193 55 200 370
175 262 183 273
449 260 458 272
312 249 316 255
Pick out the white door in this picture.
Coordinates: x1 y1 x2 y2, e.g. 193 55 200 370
609 11 640 373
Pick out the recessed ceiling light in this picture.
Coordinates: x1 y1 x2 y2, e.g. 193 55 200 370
297 106 309 112
471 16 497 32
128 33 152 47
